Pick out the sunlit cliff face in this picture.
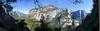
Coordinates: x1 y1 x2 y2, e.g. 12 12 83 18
28 5 64 20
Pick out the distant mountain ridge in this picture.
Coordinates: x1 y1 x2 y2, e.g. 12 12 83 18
10 11 26 17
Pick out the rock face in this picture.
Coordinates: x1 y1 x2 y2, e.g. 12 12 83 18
28 5 78 28
28 4 86 28
28 5 64 21
71 10 87 22
55 9 73 28
71 10 87 27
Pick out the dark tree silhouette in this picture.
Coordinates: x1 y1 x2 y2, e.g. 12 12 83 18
75 0 98 31
0 0 17 30
0 0 30 31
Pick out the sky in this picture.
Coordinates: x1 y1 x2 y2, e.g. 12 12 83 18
11 0 93 14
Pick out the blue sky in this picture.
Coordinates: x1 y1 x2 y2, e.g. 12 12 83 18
11 0 93 14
